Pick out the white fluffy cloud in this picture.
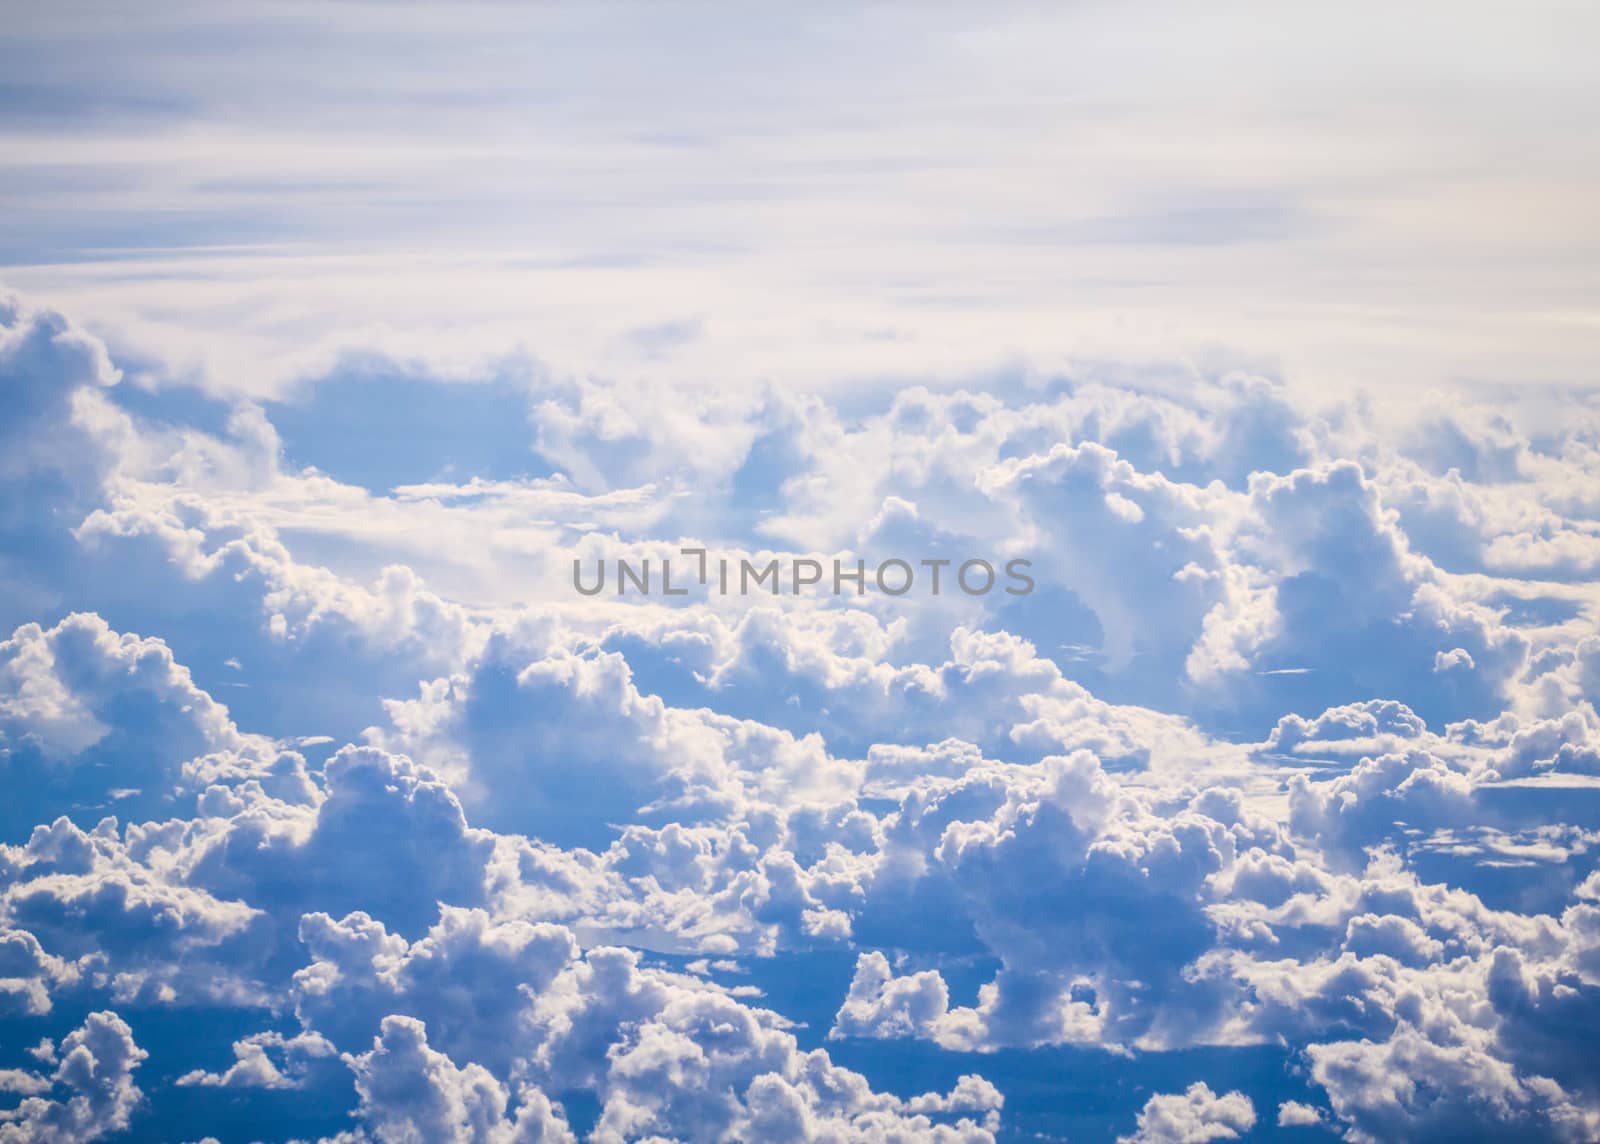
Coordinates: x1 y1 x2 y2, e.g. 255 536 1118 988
1116 1083 1255 1143
0 1011 146 1143
2 289 1600 1142
344 1015 576 1144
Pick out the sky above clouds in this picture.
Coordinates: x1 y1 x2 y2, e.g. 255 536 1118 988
2 3 1600 1143
3 1 1599 398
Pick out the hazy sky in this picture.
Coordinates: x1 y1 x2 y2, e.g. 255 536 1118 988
3 1 1597 398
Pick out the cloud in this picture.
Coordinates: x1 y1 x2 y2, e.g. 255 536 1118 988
4 285 1600 1141
1307 1020 1598 1144
0 613 247 836
175 1030 337 1091
293 907 575 1074
282 905 1003 1141
526 947 1001 1143
1116 1083 1255 1143
1276 1100 1323 1127
344 1015 576 1144
0 926 81 1018
0 1011 146 1143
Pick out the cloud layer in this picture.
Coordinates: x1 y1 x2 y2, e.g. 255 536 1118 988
2 230 1599 1144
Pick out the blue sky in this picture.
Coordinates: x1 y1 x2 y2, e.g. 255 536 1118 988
2 4 1600 1142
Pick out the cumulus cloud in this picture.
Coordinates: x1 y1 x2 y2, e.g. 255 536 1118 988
0 1011 146 1143
0 612 247 835
1276 1100 1322 1127
175 1030 337 1092
3 285 1600 1142
344 1015 576 1144
1116 1083 1255 1143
